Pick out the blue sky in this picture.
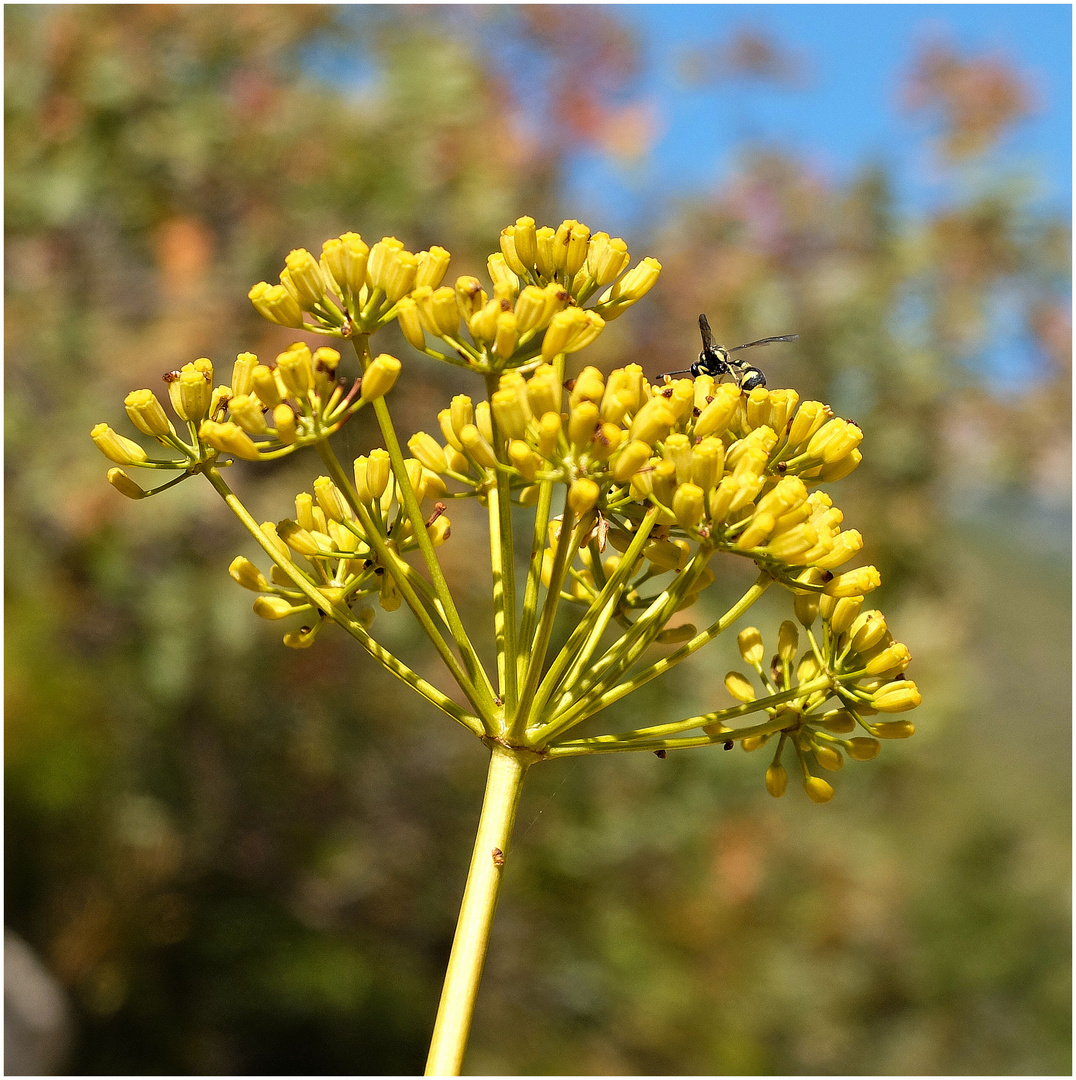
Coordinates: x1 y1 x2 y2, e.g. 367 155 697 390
565 4 1072 232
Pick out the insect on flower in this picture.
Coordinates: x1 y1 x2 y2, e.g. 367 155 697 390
661 314 798 391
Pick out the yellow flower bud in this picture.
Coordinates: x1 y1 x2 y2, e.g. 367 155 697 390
644 538 690 571
846 736 880 760
498 226 528 276
765 764 788 797
91 423 148 465
673 483 705 529
690 438 725 491
396 296 426 349
768 389 800 436
589 423 623 462
568 401 600 450
170 362 213 422
570 366 605 409
487 252 520 296
538 309 574 360
736 511 776 551
494 311 518 358
828 595 864 635
294 492 315 531
849 610 888 653
124 389 174 437
107 468 146 499
814 744 844 772
361 449 389 500
595 257 661 318
460 424 498 470
272 404 297 445
422 286 461 338
254 596 302 620
283 248 329 310
824 565 881 597
817 709 856 734
741 734 770 752
812 529 863 571
661 432 693 484
454 275 487 319
229 556 270 592
320 232 369 298
408 432 448 474
756 476 808 519
230 352 259 398
312 476 351 524
724 671 756 703
803 775 835 803
871 683 921 713
276 343 313 397
567 477 600 516
694 382 741 438
786 400 830 450
536 412 562 459
199 420 262 461
777 620 799 663
737 627 765 666
508 440 541 482
510 216 538 270
864 641 911 676
794 592 819 627
514 285 554 336
655 623 697 645
248 281 305 328
817 448 863 482
806 418 863 464
416 246 451 290
361 354 402 402
474 401 494 444
367 236 406 294
612 439 654 483
586 232 631 285
251 365 283 409
628 399 676 445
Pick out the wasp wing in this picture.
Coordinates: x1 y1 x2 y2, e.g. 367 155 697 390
729 334 799 352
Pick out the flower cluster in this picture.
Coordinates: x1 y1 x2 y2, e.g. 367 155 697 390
403 364 874 616
230 459 451 647
91 346 400 498
92 214 920 806
250 219 660 374
717 591 921 802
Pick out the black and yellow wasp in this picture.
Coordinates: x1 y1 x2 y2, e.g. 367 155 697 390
662 314 798 391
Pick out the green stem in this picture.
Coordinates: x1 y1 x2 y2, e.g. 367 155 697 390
334 612 483 736
550 675 835 751
203 466 483 735
526 508 659 727
353 337 497 713
535 547 712 740
538 572 772 740
485 373 518 715
316 442 489 721
425 744 534 1076
516 505 580 728
544 707 801 758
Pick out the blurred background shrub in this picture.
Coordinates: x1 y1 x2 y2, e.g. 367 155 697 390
5 5 1069 1074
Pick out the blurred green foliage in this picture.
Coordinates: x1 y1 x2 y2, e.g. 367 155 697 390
6 6 1069 1075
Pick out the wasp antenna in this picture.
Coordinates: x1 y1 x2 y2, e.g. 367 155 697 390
658 367 693 380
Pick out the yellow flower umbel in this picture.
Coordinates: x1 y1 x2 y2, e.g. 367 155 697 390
93 217 920 1077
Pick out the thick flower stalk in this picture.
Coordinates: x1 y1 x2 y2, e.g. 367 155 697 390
93 218 920 1075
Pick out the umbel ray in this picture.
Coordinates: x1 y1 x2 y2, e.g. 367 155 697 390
661 314 798 391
